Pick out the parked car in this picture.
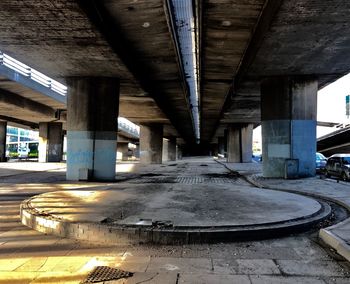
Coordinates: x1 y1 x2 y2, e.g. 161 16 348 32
316 152 327 172
252 152 262 163
325 154 350 181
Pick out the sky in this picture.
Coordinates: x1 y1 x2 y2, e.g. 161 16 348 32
317 73 350 137
253 73 350 147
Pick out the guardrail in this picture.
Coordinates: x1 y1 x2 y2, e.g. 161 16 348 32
0 51 67 96
118 120 140 138
0 51 140 138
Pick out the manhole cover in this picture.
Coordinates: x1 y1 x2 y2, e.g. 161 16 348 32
81 266 133 283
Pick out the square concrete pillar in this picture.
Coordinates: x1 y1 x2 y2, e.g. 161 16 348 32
261 76 317 178
117 142 129 161
241 124 253 162
66 77 119 181
177 145 182 160
218 136 225 156
227 124 253 163
0 121 7 162
210 143 218 157
162 138 169 162
168 137 177 161
134 144 140 159
140 124 163 164
39 122 63 162
163 136 176 162
223 129 228 157
227 125 241 163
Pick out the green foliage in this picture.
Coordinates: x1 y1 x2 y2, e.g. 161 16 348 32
28 152 38 158
9 152 19 158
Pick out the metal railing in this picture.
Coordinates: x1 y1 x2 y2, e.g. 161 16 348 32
0 51 67 96
118 118 140 138
0 51 140 138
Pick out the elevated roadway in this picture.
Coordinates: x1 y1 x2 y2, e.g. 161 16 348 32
0 1 349 178
317 126 350 156
1 1 349 144
0 51 139 141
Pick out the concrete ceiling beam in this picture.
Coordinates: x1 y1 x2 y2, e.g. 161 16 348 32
0 88 56 119
77 0 195 143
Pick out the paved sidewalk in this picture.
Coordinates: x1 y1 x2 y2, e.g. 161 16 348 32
0 159 350 283
224 161 350 263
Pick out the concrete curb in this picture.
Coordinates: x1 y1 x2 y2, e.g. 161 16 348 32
20 197 149 246
319 220 350 262
20 191 331 245
247 174 350 211
243 173 350 263
19 159 347 247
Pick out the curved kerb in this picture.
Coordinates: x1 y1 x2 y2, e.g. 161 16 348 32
20 196 331 245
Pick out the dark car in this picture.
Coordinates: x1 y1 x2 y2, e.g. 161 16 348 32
325 154 350 181
252 153 262 163
316 152 327 172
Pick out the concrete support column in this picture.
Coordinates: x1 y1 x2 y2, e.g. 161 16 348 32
261 77 317 178
66 77 119 181
210 143 219 157
0 121 7 162
227 125 240 163
227 124 253 163
224 129 228 157
39 122 63 162
168 137 177 161
134 144 140 159
177 145 182 160
140 124 163 164
117 142 129 161
218 136 225 156
241 124 253 162
162 138 169 162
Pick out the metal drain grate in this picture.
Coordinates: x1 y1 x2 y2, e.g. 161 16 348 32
82 266 133 283
175 176 205 184
175 176 246 184
126 176 248 185
209 177 238 184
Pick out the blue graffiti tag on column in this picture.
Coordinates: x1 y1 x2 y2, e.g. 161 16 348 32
67 150 93 164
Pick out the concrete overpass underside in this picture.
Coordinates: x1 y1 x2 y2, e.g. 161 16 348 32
0 0 191 140
0 0 349 178
317 126 350 157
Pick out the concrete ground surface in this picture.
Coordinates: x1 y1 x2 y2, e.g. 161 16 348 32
0 158 349 283
20 159 327 242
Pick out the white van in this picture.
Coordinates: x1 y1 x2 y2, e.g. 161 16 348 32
18 145 29 159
